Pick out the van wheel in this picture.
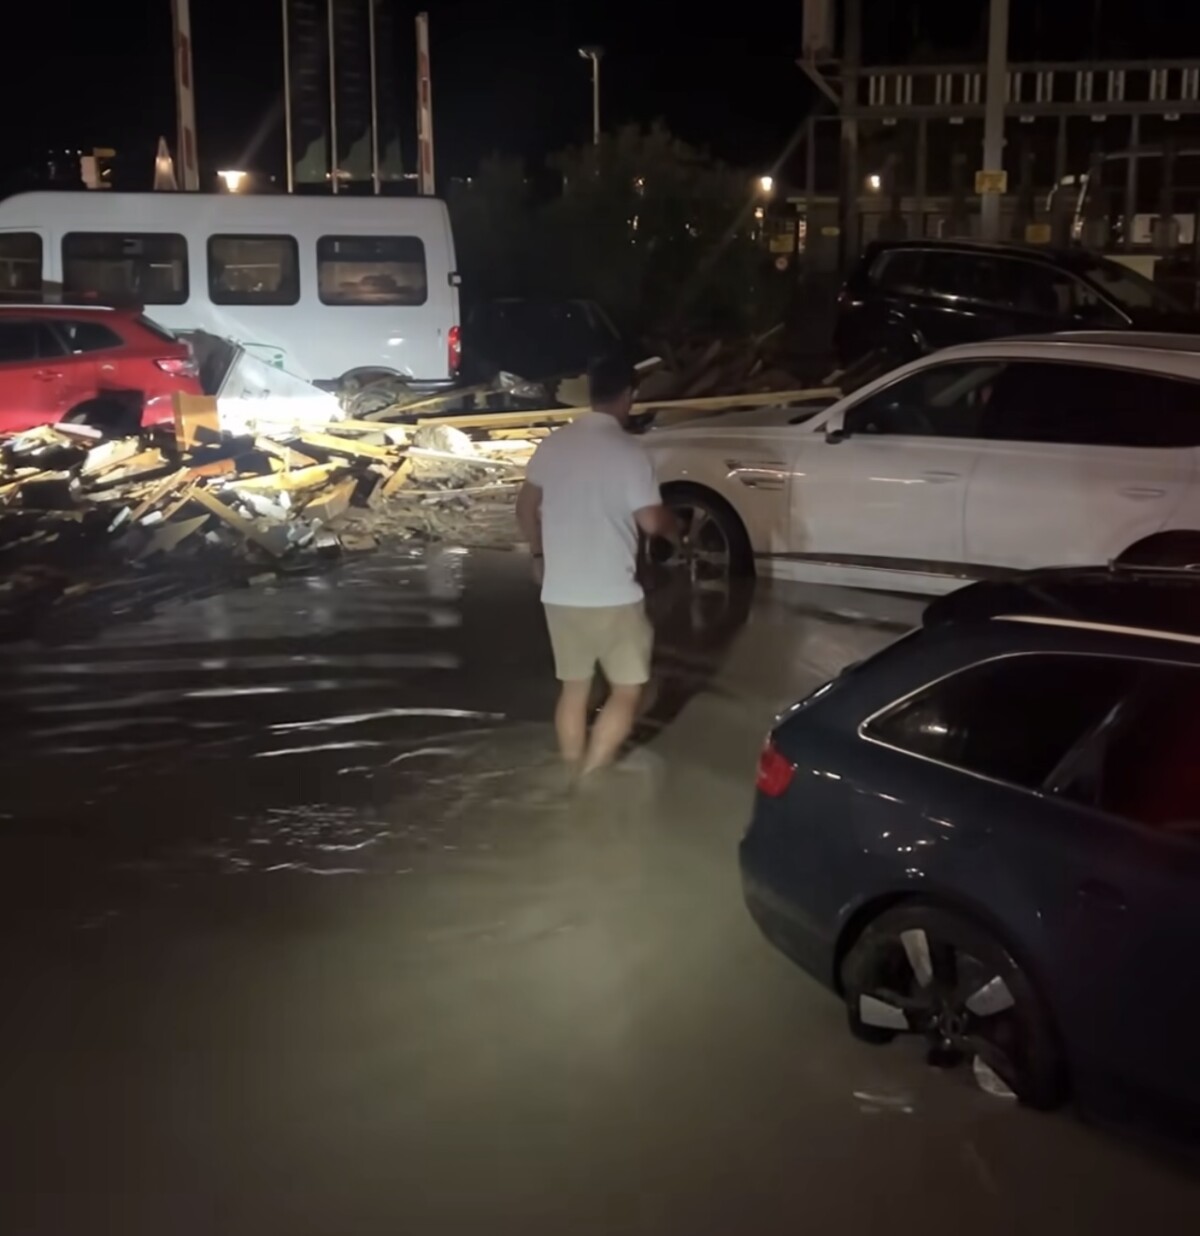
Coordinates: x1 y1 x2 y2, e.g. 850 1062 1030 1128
62 399 140 436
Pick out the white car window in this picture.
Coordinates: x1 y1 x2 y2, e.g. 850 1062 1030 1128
844 362 1006 439
984 362 1200 448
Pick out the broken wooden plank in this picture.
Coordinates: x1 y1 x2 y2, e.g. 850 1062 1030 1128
81 438 142 477
127 468 189 524
189 485 288 556
174 393 222 450
136 514 208 558
88 448 170 488
158 482 198 522
230 463 341 494
301 476 359 524
255 437 319 470
486 427 552 441
380 458 414 497
297 431 403 462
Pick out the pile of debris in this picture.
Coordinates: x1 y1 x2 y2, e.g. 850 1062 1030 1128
630 327 810 404
0 398 546 639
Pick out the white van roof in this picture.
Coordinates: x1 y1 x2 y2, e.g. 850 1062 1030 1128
0 191 452 230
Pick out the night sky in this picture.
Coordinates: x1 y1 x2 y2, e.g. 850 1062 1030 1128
1 0 1198 185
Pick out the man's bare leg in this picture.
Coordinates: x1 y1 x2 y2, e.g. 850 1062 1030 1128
555 679 592 765
581 683 643 775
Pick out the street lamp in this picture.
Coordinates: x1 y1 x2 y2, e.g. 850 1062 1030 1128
218 169 248 192
758 175 775 195
866 173 882 192
578 45 604 146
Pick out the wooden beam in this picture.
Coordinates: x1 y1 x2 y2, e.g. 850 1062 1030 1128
297 431 403 462
380 459 414 497
418 388 838 432
190 485 287 556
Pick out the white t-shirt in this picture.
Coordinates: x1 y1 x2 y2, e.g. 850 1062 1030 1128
525 412 662 607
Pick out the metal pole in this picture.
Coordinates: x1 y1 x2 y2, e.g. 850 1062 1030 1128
980 0 1010 240
1123 113 1139 252
805 114 817 205
368 0 380 194
915 117 928 239
327 0 339 194
592 56 601 146
839 0 861 268
282 0 294 192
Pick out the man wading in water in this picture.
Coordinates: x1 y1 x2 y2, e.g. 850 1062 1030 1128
516 356 679 777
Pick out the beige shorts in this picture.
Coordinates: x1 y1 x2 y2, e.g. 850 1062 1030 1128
543 601 653 685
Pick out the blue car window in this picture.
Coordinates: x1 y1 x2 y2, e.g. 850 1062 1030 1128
866 654 1140 791
1060 665 1200 832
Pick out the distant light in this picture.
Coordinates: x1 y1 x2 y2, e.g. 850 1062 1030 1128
754 206 765 220
867 173 882 191
218 169 248 192
758 175 774 194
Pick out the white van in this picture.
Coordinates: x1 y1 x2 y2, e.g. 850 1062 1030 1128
0 191 461 389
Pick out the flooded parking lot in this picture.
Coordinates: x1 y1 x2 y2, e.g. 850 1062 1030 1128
1 547 1198 1234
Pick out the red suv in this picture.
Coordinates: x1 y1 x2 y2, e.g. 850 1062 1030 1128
0 305 202 435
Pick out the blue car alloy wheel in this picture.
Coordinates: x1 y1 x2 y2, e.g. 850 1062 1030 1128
839 904 1066 1110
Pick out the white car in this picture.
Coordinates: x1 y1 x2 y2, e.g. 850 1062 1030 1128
645 333 1200 595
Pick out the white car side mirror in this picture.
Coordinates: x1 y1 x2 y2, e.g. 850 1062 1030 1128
824 411 849 444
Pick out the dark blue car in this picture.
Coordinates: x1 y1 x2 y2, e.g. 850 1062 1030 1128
741 568 1200 1117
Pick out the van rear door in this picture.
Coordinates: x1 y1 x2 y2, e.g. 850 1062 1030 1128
315 220 458 385
0 229 49 302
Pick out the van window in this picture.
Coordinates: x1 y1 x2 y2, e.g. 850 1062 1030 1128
62 233 188 306
0 232 43 296
316 236 427 306
208 235 300 306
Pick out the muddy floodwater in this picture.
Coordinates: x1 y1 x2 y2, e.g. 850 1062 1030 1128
1 548 1198 1234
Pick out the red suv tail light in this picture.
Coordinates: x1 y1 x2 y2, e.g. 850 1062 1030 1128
447 325 462 376
155 357 198 378
756 739 796 798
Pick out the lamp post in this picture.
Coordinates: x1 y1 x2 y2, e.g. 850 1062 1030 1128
578 45 604 146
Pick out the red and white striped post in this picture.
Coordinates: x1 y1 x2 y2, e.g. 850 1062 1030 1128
416 12 436 196
171 0 200 191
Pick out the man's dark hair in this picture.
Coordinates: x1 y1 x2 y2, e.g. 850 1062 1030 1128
588 354 635 405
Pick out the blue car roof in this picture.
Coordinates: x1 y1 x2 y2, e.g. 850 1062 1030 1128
924 567 1200 646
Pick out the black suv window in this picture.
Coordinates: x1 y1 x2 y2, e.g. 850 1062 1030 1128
985 362 1200 448
871 249 927 294
57 320 123 353
1054 663 1200 832
867 654 1139 790
844 361 1005 438
0 321 64 363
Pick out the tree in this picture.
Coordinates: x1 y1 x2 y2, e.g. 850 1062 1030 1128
448 124 776 340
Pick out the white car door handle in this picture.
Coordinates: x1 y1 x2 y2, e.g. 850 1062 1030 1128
922 470 960 483
1120 486 1167 500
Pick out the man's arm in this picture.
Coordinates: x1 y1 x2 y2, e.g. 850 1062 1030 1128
516 480 544 554
634 503 681 543
628 449 681 544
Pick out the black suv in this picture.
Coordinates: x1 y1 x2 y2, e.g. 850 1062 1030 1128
834 239 1200 368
